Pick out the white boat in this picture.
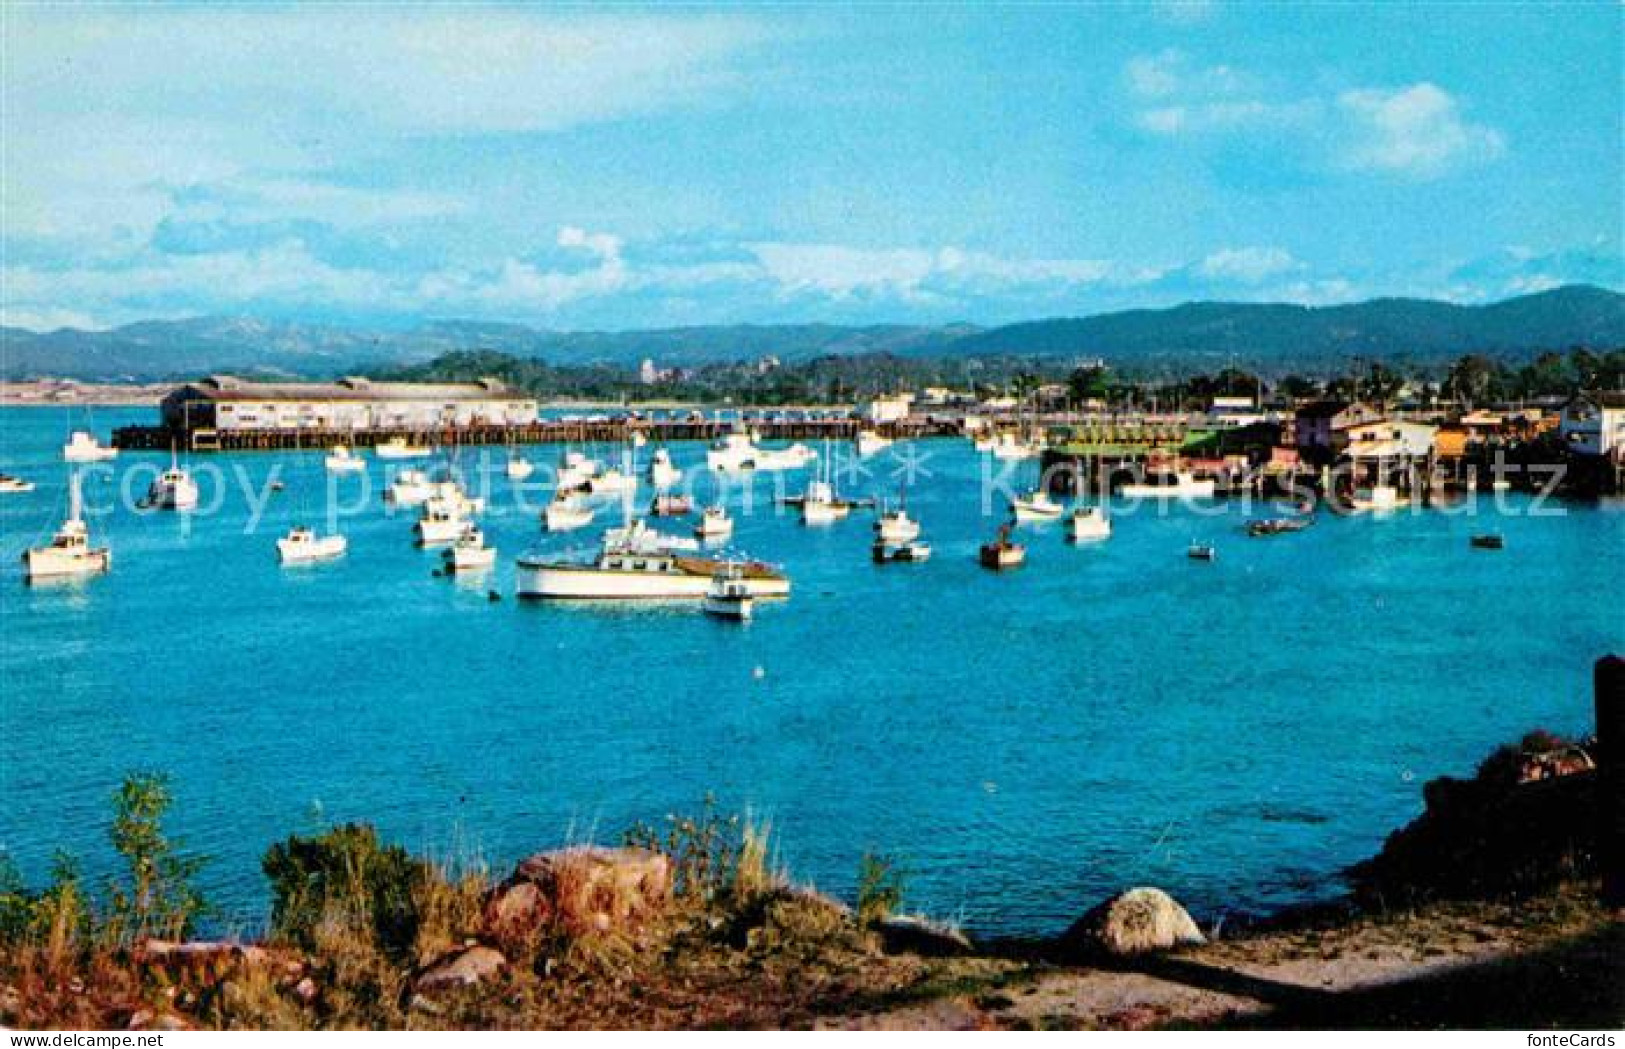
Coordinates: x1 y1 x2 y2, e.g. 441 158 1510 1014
376 437 432 460
427 478 484 515
972 432 999 453
1351 484 1408 513
23 472 110 581
443 524 496 572
601 517 699 554
801 479 852 525
1119 470 1216 500
62 431 118 463
415 498 469 546
557 450 601 491
702 565 754 621
1011 489 1064 522
990 433 1041 461
872 539 932 563
0 474 35 494
648 448 683 489
979 524 1025 570
516 535 789 601
706 431 817 473
506 456 535 481
694 505 734 541
586 467 638 498
143 450 199 511
387 468 435 507
543 495 595 532
651 493 693 517
324 445 366 473
1067 506 1112 542
855 430 893 457
277 527 347 564
874 507 921 544
1187 541 1217 562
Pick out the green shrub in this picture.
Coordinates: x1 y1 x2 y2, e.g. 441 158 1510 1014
106 773 209 943
856 852 905 927
262 823 427 962
624 794 745 907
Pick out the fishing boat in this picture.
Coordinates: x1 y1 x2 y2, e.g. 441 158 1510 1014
651 493 693 517
586 466 638 498
872 539 932 563
647 448 683 489
543 494 595 532
1470 533 1505 550
443 523 497 571
23 472 110 581
1067 506 1112 542
601 517 699 554
515 532 789 601
62 431 118 463
989 432 1042 461
1010 489 1064 522
415 498 469 546
375 437 432 460
979 523 1025 570
0 474 35 494
874 506 921 544
556 449 601 491
427 477 485 515
386 468 435 507
142 449 199 511
855 429 893 457
1246 516 1312 537
506 455 535 481
324 445 366 473
277 527 347 565
702 565 755 620
801 479 854 525
706 430 817 473
1350 484 1408 513
1187 542 1217 562
1120 470 1216 499
694 505 734 541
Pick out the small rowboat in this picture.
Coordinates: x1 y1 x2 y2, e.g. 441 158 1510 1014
1187 542 1217 562
1470 534 1505 550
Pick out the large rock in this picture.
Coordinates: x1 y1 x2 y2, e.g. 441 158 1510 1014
414 945 507 992
876 914 974 957
482 846 671 947
1065 887 1205 957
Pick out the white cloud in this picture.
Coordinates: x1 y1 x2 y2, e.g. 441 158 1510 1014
1199 247 1301 283
1124 52 1314 136
1337 83 1505 178
747 243 1124 302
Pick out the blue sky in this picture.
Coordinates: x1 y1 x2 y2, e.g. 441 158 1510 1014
2 2 1620 331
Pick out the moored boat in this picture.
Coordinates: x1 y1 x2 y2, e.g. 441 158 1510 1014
62 431 118 463
23 472 110 581
872 539 932 563
506 456 535 481
0 474 35 494
651 493 693 517
1011 489 1063 522
1120 470 1215 500
515 534 789 601
694 505 734 541
874 506 921 544
855 429 893 457
375 437 432 460
1246 516 1312 537
1470 533 1505 550
979 524 1025 570
324 445 366 473
142 449 199 511
648 448 683 489
444 523 497 571
386 468 434 507
543 494 595 532
415 498 468 546
702 565 755 620
1187 542 1217 561
706 430 817 473
1067 506 1112 542
277 527 347 564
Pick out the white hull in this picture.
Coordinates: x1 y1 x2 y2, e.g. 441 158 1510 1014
63 433 118 463
278 535 347 564
325 455 366 473
1120 479 1216 499
649 464 682 489
446 546 497 571
707 441 817 473
703 594 754 620
416 516 468 545
1067 510 1112 542
544 503 595 532
875 515 921 544
506 460 535 480
146 480 199 511
1011 498 1063 522
516 562 790 600
855 433 893 457
1351 486 1408 513
376 443 432 460
801 500 851 525
388 483 434 507
0 479 36 494
24 547 111 579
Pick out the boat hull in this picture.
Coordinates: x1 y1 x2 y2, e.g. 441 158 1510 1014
24 548 111 580
278 537 347 564
516 560 790 600
1120 481 1216 499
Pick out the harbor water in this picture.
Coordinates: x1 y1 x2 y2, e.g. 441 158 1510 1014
2 406 1621 936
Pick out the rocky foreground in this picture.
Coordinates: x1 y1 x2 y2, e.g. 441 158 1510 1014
2 728 1621 1030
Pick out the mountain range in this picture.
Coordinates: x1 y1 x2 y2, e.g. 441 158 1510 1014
1 285 1620 381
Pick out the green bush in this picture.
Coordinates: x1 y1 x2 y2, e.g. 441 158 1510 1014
262 823 428 962
106 773 209 942
855 852 906 927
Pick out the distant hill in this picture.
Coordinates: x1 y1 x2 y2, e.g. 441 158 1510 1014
1 285 1619 381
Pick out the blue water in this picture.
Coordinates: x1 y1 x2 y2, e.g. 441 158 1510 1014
2 406 1621 936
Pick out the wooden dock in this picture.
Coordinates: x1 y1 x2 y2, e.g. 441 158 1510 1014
112 418 960 453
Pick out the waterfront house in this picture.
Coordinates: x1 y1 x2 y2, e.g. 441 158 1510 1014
1560 392 1625 457
1291 400 1383 463
1342 420 1439 461
862 393 915 425
160 375 539 434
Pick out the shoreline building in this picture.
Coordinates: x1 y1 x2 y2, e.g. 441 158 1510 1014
160 375 538 435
